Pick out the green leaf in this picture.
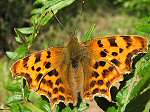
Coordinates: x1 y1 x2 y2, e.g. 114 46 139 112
31 0 75 25
115 52 150 112
39 11 53 26
129 52 150 98
16 27 34 35
14 27 34 44
36 99 51 112
34 0 48 5
55 105 60 112
4 80 21 92
125 89 150 112
22 79 30 99
15 36 23 43
28 92 41 103
15 44 28 59
62 106 72 112
7 44 28 60
31 8 43 15
81 24 96 42
6 51 18 60
136 24 150 34
116 77 135 106
107 107 118 112
78 102 89 112
130 74 150 99
9 103 22 112
136 17 150 36
143 99 150 112
19 103 32 112
6 94 23 104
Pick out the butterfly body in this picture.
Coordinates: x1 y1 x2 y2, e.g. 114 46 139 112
11 35 148 109
66 37 87 104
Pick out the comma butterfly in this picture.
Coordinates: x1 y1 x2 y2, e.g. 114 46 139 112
11 35 148 110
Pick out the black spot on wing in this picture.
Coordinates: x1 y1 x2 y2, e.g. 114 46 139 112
24 73 32 86
36 67 41 72
108 37 118 47
104 49 109 53
99 61 106 66
111 52 118 56
102 69 109 78
119 48 123 53
36 73 43 82
31 66 35 70
47 80 53 88
47 50 51 58
53 88 58 94
90 80 96 88
45 62 51 69
41 78 46 84
121 36 132 48
93 61 106 69
97 80 104 85
92 88 99 94
106 81 110 87
92 71 99 78
97 40 103 47
100 51 107 57
111 59 120 66
125 49 139 67
135 36 147 48
35 52 41 63
108 66 114 71
55 78 62 85
23 57 29 68
59 86 65 93
52 97 58 102
121 36 131 41
126 43 132 48
47 69 58 77
48 92 52 97
93 62 99 69
59 95 65 100
100 89 107 94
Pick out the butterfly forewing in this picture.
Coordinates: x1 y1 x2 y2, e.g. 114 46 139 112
81 35 148 101
11 47 75 109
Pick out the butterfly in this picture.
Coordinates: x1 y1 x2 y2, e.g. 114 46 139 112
11 35 148 110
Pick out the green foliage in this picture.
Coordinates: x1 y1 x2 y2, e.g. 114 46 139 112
136 17 150 38
114 0 150 17
80 24 96 42
6 0 75 60
0 0 32 52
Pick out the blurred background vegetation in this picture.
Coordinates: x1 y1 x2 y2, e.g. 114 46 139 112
0 0 150 112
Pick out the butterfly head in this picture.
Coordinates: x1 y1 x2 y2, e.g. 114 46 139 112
67 36 80 48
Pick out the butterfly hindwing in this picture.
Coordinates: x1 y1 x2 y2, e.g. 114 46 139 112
82 35 148 101
11 48 75 109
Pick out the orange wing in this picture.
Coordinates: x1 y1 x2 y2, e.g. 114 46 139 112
81 35 148 101
11 48 75 109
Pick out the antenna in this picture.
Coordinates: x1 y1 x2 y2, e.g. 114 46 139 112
50 0 87 40
79 0 85 15
51 10 64 30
